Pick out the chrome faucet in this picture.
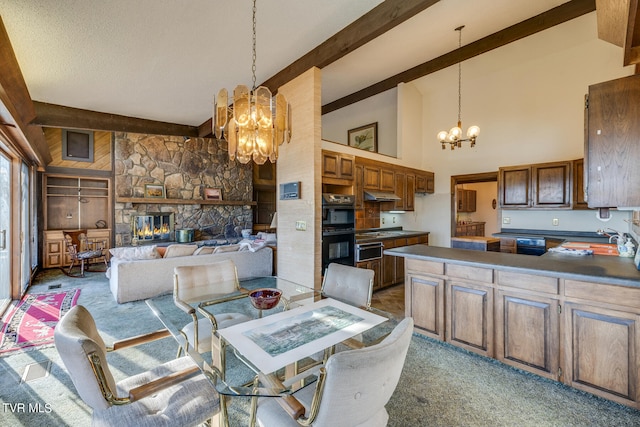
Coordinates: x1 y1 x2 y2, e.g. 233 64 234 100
596 228 626 245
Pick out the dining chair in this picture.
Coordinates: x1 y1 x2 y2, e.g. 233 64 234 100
63 229 108 277
321 262 374 310
173 259 250 370
54 305 219 427
251 317 414 427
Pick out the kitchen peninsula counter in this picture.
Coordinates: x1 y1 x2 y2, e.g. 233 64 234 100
386 244 640 409
385 244 640 287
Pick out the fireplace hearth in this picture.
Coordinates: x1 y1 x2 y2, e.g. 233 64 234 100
132 213 174 242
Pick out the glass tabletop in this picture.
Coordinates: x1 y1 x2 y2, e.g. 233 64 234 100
146 276 399 398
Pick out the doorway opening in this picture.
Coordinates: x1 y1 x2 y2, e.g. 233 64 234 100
450 172 499 238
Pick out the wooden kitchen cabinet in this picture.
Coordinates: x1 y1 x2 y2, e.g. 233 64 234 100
407 273 445 340
500 237 516 253
321 150 354 183
446 279 494 357
380 169 395 192
455 222 485 237
457 188 476 212
363 166 381 190
356 258 382 290
394 172 406 210
499 161 571 208
585 75 640 208
405 174 415 211
354 164 364 209
563 302 639 406
572 158 588 209
415 171 435 194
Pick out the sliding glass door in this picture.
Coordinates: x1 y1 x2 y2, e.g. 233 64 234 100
0 152 10 304
20 162 31 293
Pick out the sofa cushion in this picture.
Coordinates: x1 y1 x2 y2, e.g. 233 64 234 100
213 244 242 254
163 244 198 258
109 245 159 261
193 246 215 255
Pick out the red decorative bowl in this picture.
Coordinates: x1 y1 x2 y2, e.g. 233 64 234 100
249 288 282 310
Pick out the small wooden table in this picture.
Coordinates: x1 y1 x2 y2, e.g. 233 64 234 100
451 236 500 252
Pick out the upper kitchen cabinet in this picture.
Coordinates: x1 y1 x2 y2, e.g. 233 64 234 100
457 189 477 212
415 171 435 194
499 161 571 209
321 150 354 185
585 74 640 208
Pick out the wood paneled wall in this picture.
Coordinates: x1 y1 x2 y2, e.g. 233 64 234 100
276 67 323 289
45 128 112 170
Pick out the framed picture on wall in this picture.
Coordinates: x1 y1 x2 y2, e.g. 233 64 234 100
348 122 378 152
204 187 223 201
144 184 165 198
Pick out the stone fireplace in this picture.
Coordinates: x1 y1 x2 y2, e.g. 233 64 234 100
132 212 174 243
114 133 254 247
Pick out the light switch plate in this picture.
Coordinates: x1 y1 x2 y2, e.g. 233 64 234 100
552 218 559 226
503 217 511 224
295 220 306 231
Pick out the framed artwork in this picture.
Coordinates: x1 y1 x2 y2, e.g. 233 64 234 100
144 184 165 198
204 187 223 201
348 122 378 152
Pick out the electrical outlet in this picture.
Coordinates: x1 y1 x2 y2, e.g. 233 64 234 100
381 218 385 225
552 218 559 226
393 216 396 224
503 217 511 224
295 220 306 231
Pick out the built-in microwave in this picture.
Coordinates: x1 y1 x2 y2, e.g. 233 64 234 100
323 208 354 226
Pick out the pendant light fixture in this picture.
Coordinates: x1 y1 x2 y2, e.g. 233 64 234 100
213 0 290 164
437 25 479 150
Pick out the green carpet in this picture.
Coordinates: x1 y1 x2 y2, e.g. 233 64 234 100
0 268 639 426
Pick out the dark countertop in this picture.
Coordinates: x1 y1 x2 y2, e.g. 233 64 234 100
355 228 429 243
385 245 640 288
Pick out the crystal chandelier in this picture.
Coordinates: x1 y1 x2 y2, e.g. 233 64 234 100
437 25 479 150
213 0 290 164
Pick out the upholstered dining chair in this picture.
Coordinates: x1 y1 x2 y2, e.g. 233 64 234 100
173 259 250 371
63 230 108 277
251 317 414 427
321 263 374 310
54 305 219 427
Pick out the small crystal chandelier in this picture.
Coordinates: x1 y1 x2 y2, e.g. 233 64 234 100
437 25 479 150
213 0 290 164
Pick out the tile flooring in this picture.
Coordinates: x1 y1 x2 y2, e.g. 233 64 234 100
371 283 405 317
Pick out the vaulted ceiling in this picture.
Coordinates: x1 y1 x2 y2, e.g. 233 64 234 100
3 0 629 162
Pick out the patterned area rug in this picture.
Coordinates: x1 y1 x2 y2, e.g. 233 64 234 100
0 289 80 355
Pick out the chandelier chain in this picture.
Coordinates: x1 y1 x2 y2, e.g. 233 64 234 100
457 27 462 124
251 0 257 90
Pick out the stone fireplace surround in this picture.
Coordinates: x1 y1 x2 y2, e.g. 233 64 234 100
114 132 254 247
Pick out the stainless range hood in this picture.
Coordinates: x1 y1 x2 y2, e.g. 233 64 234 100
364 190 401 202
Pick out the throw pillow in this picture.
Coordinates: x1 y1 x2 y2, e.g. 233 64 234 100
163 244 198 258
109 245 160 260
156 246 167 258
213 244 241 253
193 246 215 255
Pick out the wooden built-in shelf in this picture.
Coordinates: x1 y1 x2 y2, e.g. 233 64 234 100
116 197 257 206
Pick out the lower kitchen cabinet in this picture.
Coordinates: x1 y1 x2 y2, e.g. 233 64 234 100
495 289 560 380
563 302 639 406
407 273 444 340
356 258 382 290
446 280 493 357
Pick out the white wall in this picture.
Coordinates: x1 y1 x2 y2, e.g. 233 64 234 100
401 12 635 246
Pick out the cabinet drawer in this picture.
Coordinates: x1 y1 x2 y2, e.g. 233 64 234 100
446 264 493 283
497 271 558 295
565 280 640 311
406 258 443 275
47 241 62 254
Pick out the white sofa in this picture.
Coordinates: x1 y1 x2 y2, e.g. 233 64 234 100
109 246 273 303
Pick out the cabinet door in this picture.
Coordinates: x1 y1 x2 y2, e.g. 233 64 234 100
363 166 380 190
408 274 445 340
382 240 396 288
354 164 364 210
321 152 340 179
338 155 354 180
45 240 63 268
357 260 381 290
380 169 395 192
572 158 587 209
254 162 276 186
532 162 571 208
563 302 639 406
495 290 559 380
586 74 640 207
499 166 531 207
406 174 415 211
394 172 406 210
394 238 406 283
446 280 493 356
415 172 435 194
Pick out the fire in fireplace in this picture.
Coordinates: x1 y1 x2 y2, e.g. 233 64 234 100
132 213 174 242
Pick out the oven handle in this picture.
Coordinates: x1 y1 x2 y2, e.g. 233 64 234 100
356 242 385 249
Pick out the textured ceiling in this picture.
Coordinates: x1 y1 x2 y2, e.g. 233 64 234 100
0 0 569 127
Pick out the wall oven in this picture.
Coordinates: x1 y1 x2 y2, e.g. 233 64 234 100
355 242 384 262
322 194 355 271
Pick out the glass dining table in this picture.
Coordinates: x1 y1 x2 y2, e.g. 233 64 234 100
146 276 400 426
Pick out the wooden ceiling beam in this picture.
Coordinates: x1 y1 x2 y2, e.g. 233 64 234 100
32 101 200 137
0 16 51 166
322 0 596 115
198 0 440 136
